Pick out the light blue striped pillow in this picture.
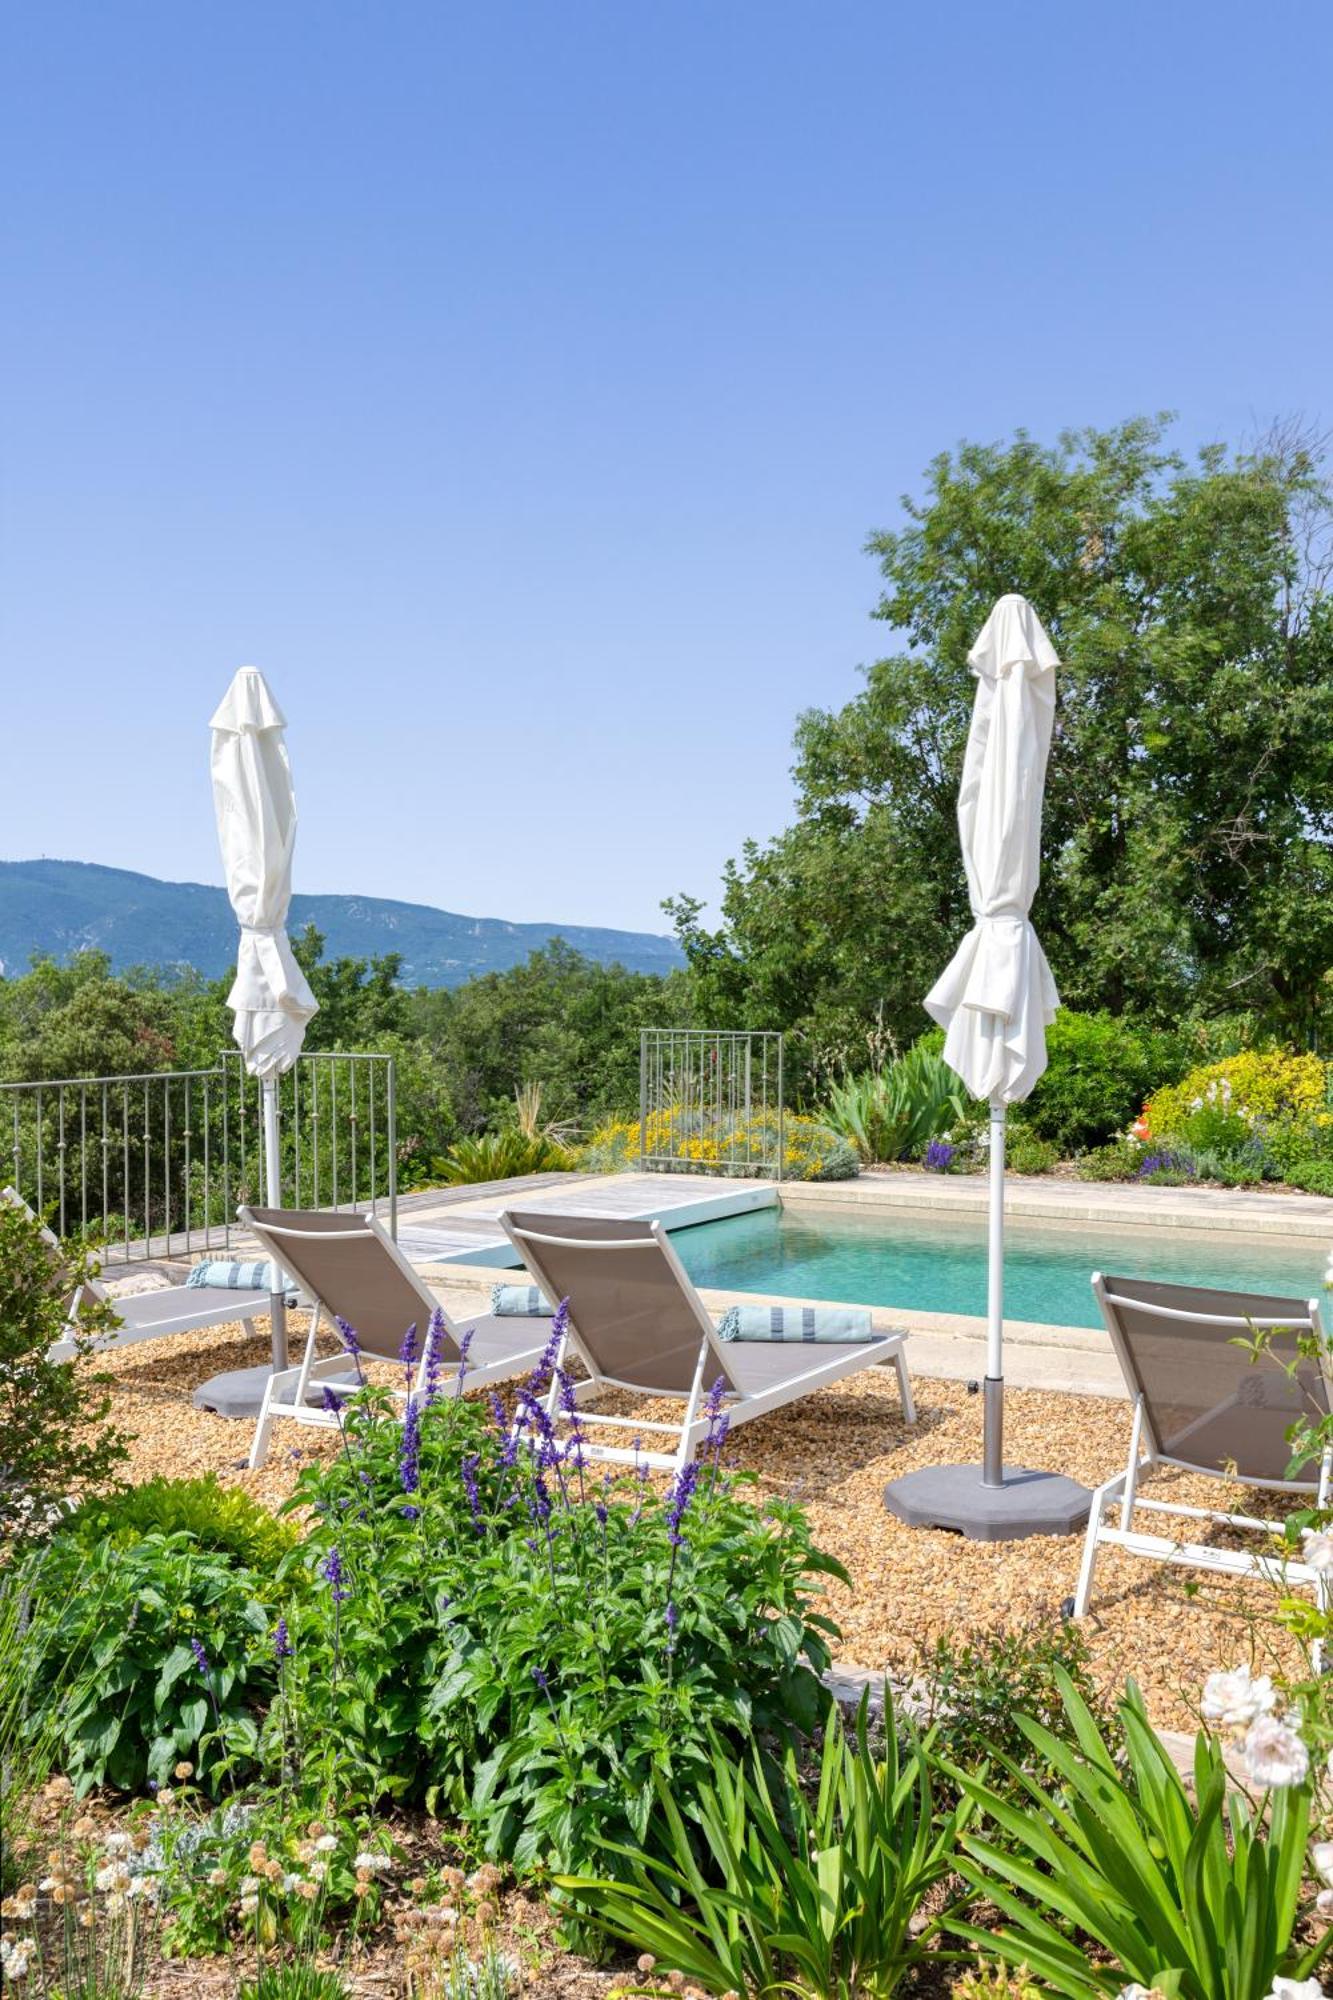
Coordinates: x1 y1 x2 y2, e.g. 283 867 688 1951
714 1304 876 1343
186 1259 275 1291
490 1283 554 1317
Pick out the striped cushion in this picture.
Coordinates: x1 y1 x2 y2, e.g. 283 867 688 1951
714 1303 876 1343
186 1259 275 1291
490 1282 554 1317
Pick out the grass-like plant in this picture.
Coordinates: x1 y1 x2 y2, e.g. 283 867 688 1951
948 1668 1330 1998
559 1692 971 1999
822 1043 970 1165
439 1127 577 1184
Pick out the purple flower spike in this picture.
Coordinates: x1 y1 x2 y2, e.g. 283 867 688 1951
666 1461 700 1548
190 1636 210 1677
321 1545 351 1603
453 1327 473 1398
321 1386 345 1415
400 1320 419 1390
423 1307 447 1406
273 1617 292 1661
461 1451 483 1532
399 1398 422 1516
665 1601 679 1652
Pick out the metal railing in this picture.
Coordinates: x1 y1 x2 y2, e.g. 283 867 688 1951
639 1029 785 1179
2 1050 396 1258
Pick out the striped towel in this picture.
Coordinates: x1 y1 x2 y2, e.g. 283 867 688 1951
490 1282 554 1317
186 1259 275 1291
714 1304 876 1343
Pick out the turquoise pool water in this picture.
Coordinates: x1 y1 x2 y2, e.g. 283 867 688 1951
665 1203 1328 1329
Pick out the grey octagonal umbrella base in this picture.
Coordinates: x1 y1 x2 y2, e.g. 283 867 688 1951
193 1364 356 1420
883 1462 1092 1542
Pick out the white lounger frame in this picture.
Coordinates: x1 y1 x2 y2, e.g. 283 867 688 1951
3 1185 272 1362
1073 1271 1333 1621
241 1207 547 1468
500 1211 915 1476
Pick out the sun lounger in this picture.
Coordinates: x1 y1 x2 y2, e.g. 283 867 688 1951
498 1208 915 1474
4 1185 273 1363
1072 1271 1333 1620
240 1205 554 1467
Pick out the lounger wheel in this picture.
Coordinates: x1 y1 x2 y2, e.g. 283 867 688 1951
1059 1594 1075 1621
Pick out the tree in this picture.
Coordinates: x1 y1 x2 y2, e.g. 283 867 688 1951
668 418 1333 1063
0 1197 127 1535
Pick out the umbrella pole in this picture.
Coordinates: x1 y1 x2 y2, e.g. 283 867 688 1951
262 1077 288 1373
983 1097 1005 1487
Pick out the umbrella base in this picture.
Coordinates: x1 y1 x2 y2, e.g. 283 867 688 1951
192 1364 355 1420
883 1462 1092 1542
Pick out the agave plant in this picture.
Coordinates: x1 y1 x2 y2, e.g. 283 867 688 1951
822 1043 971 1165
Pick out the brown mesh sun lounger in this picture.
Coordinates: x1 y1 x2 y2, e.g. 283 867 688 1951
1072 1271 1333 1619
241 1205 554 1467
499 1208 915 1474
5 1185 273 1363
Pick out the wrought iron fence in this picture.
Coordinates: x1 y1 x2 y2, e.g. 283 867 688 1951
639 1029 785 1178
1 1050 396 1258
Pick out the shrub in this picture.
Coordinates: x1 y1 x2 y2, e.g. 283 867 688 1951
1074 1141 1140 1182
949 1670 1327 1998
57 1475 300 1581
822 1042 971 1164
914 1625 1121 1816
440 1129 577 1184
1005 1130 1060 1175
22 1530 276 1793
1023 1011 1191 1154
1286 1157 1333 1197
560 1693 969 1998
1146 1050 1331 1170
276 1320 846 1877
581 1109 857 1181
0 1195 128 1536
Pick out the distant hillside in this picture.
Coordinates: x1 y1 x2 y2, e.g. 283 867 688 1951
0 860 684 987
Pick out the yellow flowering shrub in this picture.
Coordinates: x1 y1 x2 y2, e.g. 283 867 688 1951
580 1109 858 1181
1146 1050 1329 1143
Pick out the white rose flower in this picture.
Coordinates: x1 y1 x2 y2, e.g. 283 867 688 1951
1302 1530 1333 1574
1313 1839 1333 1886
1201 1664 1277 1729
1243 1714 1310 1790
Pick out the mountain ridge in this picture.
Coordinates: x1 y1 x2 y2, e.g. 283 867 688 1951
0 859 684 987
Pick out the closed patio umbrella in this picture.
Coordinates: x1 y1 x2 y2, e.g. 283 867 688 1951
196 666 318 1409
883 594 1090 1540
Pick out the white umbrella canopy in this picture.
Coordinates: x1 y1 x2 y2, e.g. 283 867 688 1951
209 667 318 1079
883 593 1089 1540
924 592 1060 1103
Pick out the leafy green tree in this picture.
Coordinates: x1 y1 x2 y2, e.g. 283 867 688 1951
669 417 1333 1060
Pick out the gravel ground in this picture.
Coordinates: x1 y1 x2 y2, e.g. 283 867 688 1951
95 1310 1303 1733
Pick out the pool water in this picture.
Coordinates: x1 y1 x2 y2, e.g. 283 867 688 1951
667 1202 1328 1329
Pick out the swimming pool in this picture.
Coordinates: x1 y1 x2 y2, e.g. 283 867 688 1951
665 1202 1328 1329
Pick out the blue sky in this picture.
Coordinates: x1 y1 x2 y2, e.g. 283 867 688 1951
2 1 1330 937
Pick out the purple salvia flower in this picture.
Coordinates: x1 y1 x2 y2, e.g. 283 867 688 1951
399 1398 422 1518
322 1545 351 1603
532 1665 549 1693
321 1386 345 1415
190 1637 210 1677
273 1617 292 1661
335 1315 366 1383
665 1461 700 1549
665 1601 679 1653
423 1307 448 1406
453 1327 473 1398
461 1452 483 1533
489 1390 508 1436
400 1320 419 1391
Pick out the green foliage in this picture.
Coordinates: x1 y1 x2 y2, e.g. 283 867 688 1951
1073 1141 1141 1182
276 1363 845 1878
1023 1011 1191 1153
57 1475 300 1581
1146 1052 1332 1189
914 1626 1121 1817
821 1041 970 1164
0 1194 128 1535
949 1670 1329 1998
440 1129 577 1184
23 1531 276 1793
237 1970 350 2000
1 1549 96 1892
1285 1156 1333 1196
1004 1130 1060 1175
669 419 1333 1050
560 1693 970 1999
